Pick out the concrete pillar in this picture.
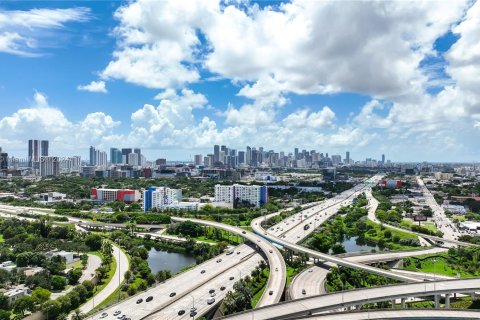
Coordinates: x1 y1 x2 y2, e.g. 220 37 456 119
471 292 476 301
434 294 440 308
391 299 396 308
401 298 406 309
445 293 450 309
356 304 362 310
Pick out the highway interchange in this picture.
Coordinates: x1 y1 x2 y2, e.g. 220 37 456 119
1 174 477 320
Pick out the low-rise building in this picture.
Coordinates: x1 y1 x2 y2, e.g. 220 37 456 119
442 204 467 215
4 285 29 304
0 261 16 272
46 251 74 264
91 188 141 203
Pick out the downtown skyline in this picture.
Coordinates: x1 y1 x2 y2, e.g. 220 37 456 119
1 1 480 162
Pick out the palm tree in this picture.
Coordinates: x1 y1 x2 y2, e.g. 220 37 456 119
71 309 85 320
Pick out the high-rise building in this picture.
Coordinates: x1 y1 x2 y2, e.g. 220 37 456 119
0 147 8 170
294 148 299 160
194 154 203 166
89 146 96 166
331 155 342 165
40 156 60 177
122 148 133 164
238 151 245 164
28 139 49 168
155 158 167 166
213 145 220 164
214 184 268 208
134 148 142 166
346 151 350 164
246 146 252 166
128 153 139 166
110 148 122 164
382 154 385 164
143 186 183 211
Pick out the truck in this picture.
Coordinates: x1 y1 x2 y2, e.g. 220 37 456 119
226 246 234 255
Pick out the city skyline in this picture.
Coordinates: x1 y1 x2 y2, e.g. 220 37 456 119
1 1 480 162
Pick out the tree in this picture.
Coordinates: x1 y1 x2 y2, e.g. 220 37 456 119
32 287 51 304
67 268 83 285
71 309 85 320
0 293 9 310
85 234 102 251
42 300 62 320
51 275 67 291
0 310 11 320
12 295 35 316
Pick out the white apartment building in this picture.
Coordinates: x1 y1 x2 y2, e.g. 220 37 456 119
144 187 183 211
40 156 60 177
214 184 268 208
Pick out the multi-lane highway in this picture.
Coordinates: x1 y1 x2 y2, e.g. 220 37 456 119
87 244 259 320
171 217 287 307
220 278 480 320
289 247 447 299
417 176 460 241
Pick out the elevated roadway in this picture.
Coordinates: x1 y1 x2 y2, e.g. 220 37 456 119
290 309 480 320
220 278 480 319
171 217 287 307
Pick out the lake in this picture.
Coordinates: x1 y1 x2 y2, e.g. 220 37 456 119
339 236 379 253
147 248 196 274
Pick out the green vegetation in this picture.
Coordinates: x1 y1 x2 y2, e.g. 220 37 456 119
372 187 443 237
303 193 419 254
404 247 480 278
221 260 268 315
326 264 399 292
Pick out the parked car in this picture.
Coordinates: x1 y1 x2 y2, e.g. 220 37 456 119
146 296 153 302
136 298 143 304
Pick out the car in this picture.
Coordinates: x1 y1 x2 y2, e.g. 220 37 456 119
201 270 206 274
308 269 313 273
170 292 176 297
269 290 273 295
100 313 108 319
229 276 234 280
190 311 197 317
242 231 246 234
178 310 185 316
216 259 222 263
275 267 278 271
190 307 197 312
146 296 153 302
209 289 215 294
113 311 121 316
118 316 126 320
136 298 143 304
210 292 216 297
237 251 241 254
302 289 306 295
207 297 215 305
220 286 226 291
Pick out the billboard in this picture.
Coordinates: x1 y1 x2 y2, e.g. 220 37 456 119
414 214 427 222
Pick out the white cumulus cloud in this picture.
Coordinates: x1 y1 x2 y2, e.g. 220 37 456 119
77 81 108 93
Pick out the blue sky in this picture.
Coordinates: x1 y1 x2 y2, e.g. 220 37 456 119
0 0 479 162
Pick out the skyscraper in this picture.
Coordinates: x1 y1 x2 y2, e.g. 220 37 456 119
110 148 122 164
0 147 8 170
194 154 203 166
382 154 385 164
89 146 96 166
346 151 350 164
28 139 49 168
213 145 220 163
122 148 133 164
134 148 142 165
246 146 252 166
40 156 59 177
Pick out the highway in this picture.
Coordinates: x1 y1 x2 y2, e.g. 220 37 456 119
220 278 480 320
171 217 287 307
417 176 460 241
144 253 264 320
86 244 260 320
289 247 447 299
290 309 480 320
